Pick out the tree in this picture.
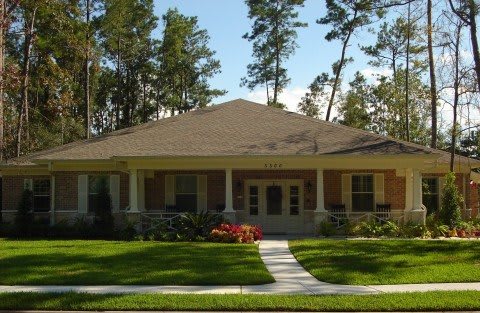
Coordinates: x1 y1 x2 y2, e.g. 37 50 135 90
242 0 306 108
427 0 438 148
448 0 480 93
439 172 463 227
337 72 372 130
93 177 113 232
159 8 225 115
15 189 33 236
298 73 332 118
317 0 384 121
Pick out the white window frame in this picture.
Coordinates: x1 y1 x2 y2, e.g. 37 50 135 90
351 173 374 211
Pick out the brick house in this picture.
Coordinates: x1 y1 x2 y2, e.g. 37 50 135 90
1 99 479 234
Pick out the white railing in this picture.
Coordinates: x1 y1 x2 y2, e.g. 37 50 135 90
326 210 405 229
140 212 183 233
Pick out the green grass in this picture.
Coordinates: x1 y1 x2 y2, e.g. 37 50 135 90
0 291 479 311
289 239 480 285
0 239 274 285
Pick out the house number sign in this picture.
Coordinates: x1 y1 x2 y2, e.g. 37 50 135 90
264 163 283 168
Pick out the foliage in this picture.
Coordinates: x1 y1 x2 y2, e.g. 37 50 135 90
317 221 336 237
175 211 224 241
439 172 463 228
210 223 263 243
14 189 34 236
242 0 306 107
93 177 114 232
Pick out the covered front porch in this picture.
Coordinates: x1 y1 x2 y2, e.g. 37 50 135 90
124 156 431 234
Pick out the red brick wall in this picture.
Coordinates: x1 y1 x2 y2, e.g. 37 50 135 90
2 175 51 211
324 169 405 211
145 170 225 211
2 172 129 213
54 171 129 211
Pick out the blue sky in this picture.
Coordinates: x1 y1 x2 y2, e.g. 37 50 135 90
153 0 379 113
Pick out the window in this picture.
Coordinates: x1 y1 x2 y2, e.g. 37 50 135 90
88 176 110 213
249 186 259 215
289 186 300 215
33 179 50 212
352 174 374 211
422 177 439 214
175 175 197 213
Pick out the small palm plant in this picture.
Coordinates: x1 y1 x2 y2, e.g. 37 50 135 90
176 211 224 240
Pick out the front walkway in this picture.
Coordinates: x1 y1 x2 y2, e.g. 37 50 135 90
1 237 480 295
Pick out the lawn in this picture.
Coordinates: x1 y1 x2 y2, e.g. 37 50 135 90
0 239 274 285
289 239 480 285
0 291 479 311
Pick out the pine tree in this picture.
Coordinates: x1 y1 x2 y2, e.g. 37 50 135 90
439 172 463 228
242 0 306 108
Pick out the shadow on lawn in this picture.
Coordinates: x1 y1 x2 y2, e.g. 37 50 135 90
290 240 480 285
0 242 274 285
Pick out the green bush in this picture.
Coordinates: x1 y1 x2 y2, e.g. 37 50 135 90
144 220 170 241
317 221 336 237
399 223 432 239
175 211 224 241
93 177 114 233
438 172 463 228
14 189 34 237
380 221 400 237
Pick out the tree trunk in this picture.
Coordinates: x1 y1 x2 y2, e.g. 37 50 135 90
84 0 91 139
0 0 4 162
427 0 437 148
16 8 36 157
468 0 480 93
116 37 121 130
405 2 411 142
450 24 461 172
143 77 147 123
273 1 280 107
325 10 357 121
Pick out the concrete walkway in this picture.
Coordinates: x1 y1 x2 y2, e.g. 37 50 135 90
1 237 480 295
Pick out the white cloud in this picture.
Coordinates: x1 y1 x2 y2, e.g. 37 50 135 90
246 86 309 112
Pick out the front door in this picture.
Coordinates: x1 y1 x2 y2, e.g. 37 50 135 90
264 183 285 233
245 180 303 234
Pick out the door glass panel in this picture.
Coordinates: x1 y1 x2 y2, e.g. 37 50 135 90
249 186 259 216
267 185 282 215
290 185 300 215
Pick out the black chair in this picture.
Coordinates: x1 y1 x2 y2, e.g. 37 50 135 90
215 204 225 213
165 205 178 213
375 204 391 221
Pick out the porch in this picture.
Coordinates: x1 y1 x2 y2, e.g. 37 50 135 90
126 168 428 234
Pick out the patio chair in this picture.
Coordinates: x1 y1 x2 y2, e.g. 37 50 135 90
375 204 391 222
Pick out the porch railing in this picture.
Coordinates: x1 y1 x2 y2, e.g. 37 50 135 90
326 210 406 229
140 212 183 233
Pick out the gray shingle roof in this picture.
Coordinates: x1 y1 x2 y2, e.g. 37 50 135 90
3 99 478 166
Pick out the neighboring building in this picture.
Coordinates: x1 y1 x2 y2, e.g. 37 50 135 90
1 99 479 234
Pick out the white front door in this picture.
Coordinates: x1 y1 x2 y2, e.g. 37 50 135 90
245 180 304 234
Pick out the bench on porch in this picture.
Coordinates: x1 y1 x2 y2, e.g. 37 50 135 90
326 203 400 228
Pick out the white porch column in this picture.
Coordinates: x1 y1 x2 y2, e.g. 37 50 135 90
405 168 413 211
315 169 326 212
413 169 422 210
129 169 139 212
224 168 234 212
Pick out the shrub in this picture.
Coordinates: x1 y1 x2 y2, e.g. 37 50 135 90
93 177 114 233
176 211 224 241
144 220 169 241
117 221 138 241
210 224 262 243
317 221 336 237
399 223 432 238
438 172 463 228
14 189 34 236
380 221 400 237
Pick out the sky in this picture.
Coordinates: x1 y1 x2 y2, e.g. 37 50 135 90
153 0 478 127
153 0 380 116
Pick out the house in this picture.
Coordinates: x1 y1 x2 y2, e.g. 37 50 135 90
1 99 479 234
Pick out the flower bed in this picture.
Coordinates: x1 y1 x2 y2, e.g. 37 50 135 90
210 224 263 243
